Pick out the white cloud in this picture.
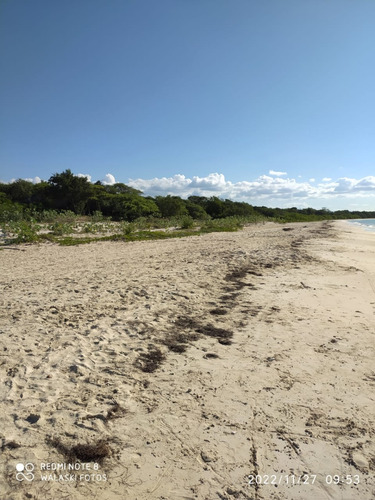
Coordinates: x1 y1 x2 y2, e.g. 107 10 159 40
128 172 375 206
77 173 92 182
322 177 332 182
309 178 315 182
129 173 315 201
129 173 232 197
9 176 41 184
354 176 375 191
269 170 287 176
313 176 375 197
101 173 116 185
190 173 228 190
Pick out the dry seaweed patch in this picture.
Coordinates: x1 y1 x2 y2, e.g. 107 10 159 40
291 239 303 247
106 403 127 421
135 347 166 373
209 308 228 315
225 267 250 281
195 323 232 340
162 319 232 354
164 342 187 353
175 316 233 342
46 437 111 464
220 292 240 300
174 316 200 330
203 353 219 359
132 227 320 374
224 264 265 291
134 316 234 372
1 440 20 451
218 338 233 345
81 404 127 423
162 331 195 353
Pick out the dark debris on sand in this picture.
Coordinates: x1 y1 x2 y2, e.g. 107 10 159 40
46 437 111 464
132 222 331 373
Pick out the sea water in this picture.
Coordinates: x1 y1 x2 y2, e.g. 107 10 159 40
347 219 375 232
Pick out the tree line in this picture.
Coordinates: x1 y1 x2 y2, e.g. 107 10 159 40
1 169 374 222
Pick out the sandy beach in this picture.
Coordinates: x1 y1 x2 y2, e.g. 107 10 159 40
1 220 374 500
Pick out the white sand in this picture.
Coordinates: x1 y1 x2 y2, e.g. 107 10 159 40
1 221 374 499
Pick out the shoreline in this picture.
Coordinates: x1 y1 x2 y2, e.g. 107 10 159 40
1 221 374 499
341 218 375 236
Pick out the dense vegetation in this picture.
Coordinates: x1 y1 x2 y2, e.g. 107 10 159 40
0 170 374 245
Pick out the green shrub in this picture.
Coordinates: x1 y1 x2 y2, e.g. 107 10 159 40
10 221 39 243
121 222 135 235
179 216 194 229
0 203 24 222
134 217 170 229
133 217 152 230
92 210 105 222
50 222 74 235
82 223 101 234
32 210 55 222
56 211 77 223
200 216 244 233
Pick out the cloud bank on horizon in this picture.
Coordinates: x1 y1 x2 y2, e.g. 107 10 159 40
6 170 375 209
126 171 375 208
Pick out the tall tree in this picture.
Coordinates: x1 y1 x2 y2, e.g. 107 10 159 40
155 195 188 218
7 179 35 204
48 169 92 213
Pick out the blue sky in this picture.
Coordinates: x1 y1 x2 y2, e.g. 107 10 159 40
1 0 374 210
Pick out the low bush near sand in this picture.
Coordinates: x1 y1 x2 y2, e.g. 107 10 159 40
2 220 40 243
179 215 195 229
201 216 244 232
0 213 267 246
49 222 75 236
121 222 135 235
